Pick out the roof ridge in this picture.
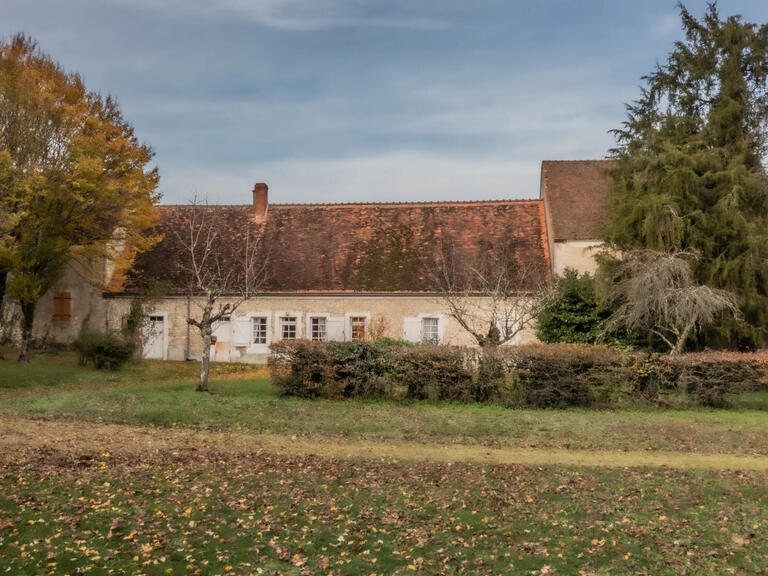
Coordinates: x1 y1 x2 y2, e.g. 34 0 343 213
541 159 613 164
158 198 542 209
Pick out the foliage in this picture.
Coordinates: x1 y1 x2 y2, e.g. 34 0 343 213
0 35 159 360
502 344 630 408
270 340 389 399
605 4 768 348
73 329 135 370
536 269 606 343
388 345 475 401
269 340 766 409
601 250 740 354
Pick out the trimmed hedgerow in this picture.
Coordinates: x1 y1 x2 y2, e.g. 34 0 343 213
269 340 767 409
500 344 630 408
388 345 474 401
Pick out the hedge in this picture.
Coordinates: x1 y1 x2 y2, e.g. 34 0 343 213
269 341 768 409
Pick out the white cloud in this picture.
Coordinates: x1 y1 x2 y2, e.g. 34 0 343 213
108 0 448 31
651 13 680 38
158 151 541 204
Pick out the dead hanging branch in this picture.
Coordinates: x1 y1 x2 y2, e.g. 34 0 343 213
601 249 740 354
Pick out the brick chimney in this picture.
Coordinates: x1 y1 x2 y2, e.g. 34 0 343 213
253 182 268 220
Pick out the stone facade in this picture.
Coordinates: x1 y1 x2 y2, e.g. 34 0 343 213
104 294 539 363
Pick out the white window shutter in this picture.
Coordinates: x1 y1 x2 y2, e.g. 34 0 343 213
327 317 345 341
232 317 251 346
403 317 422 343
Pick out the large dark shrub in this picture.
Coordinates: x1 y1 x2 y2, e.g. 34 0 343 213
536 269 607 344
269 340 335 398
74 329 136 370
389 346 474 401
502 344 629 408
269 340 389 399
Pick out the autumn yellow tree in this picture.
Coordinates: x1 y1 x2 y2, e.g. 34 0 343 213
0 34 159 361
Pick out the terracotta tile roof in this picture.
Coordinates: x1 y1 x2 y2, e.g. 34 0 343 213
113 199 551 295
540 160 614 241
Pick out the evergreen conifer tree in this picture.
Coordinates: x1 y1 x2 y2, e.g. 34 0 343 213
605 2 768 348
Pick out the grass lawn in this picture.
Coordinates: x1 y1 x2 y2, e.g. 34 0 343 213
2 351 768 574
3 351 768 455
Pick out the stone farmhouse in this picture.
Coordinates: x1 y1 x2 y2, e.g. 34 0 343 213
15 160 612 363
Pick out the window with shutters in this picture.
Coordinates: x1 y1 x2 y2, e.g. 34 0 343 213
310 316 327 341
52 292 72 322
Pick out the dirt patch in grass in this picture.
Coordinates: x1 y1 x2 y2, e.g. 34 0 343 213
4 416 768 472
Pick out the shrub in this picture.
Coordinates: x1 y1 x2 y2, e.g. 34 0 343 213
269 340 389 399
389 346 474 401
664 353 767 407
269 340 335 398
536 269 606 344
502 344 629 408
268 339 767 410
74 329 136 370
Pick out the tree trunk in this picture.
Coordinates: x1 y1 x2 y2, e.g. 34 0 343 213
671 323 694 355
18 299 36 363
0 270 7 315
197 300 213 392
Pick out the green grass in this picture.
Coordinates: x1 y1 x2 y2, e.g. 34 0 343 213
3 351 768 455
2 447 767 575
3 351 768 574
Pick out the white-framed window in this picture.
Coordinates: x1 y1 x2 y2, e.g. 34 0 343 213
252 316 268 344
310 316 327 341
421 317 440 344
350 316 367 341
280 315 298 340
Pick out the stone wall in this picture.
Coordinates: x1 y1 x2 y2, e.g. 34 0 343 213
104 294 540 364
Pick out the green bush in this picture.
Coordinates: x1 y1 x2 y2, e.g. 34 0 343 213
536 269 607 344
502 344 629 408
268 340 767 409
389 346 474 401
74 329 136 370
269 340 389 399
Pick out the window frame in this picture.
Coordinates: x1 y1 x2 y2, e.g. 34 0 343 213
421 316 440 344
252 316 268 345
309 315 329 341
348 315 369 342
279 315 298 340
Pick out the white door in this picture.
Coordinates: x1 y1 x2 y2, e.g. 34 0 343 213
143 315 165 359
212 318 231 362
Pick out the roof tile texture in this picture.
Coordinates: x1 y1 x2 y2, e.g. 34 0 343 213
119 200 551 294
541 160 614 241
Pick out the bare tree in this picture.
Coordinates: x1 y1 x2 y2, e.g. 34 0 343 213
175 198 269 391
427 240 548 352
601 250 740 354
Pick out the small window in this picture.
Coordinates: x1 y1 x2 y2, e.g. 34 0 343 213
350 316 367 341
310 317 327 341
422 317 439 344
53 292 72 322
280 316 297 340
252 317 267 344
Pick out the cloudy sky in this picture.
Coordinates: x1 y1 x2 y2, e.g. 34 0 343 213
3 0 768 204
